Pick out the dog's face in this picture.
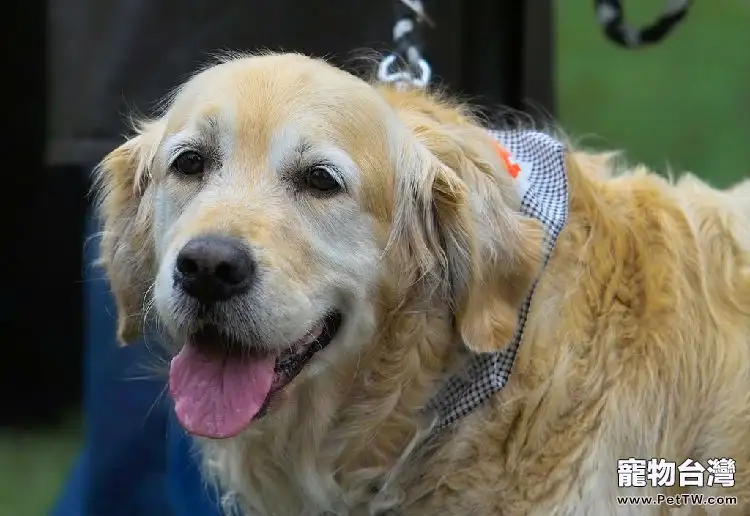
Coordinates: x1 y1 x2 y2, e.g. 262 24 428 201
97 53 543 440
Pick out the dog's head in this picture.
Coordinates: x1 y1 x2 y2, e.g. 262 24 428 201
96 53 544 440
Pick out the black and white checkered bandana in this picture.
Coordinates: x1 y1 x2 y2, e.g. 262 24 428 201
425 130 568 431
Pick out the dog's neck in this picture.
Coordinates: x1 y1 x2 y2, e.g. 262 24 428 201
331 283 462 468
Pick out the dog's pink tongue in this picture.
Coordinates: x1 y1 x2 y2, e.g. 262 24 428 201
169 344 276 439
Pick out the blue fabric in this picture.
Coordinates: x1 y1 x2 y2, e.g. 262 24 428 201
50 212 222 516
50 453 87 515
168 415 224 515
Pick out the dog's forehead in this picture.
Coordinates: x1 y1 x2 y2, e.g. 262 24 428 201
166 55 388 147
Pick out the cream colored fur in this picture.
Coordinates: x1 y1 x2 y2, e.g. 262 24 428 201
95 53 750 515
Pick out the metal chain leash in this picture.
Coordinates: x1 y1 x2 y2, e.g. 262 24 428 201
595 0 692 48
377 0 433 89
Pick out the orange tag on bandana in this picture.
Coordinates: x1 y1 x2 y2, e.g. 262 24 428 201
492 141 521 179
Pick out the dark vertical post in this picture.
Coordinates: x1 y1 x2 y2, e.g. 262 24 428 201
425 0 556 122
522 1 556 119
2 0 86 428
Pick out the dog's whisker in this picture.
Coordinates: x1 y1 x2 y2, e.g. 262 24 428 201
142 383 170 428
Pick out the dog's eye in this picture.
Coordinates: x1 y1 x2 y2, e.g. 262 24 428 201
171 151 205 177
302 166 342 193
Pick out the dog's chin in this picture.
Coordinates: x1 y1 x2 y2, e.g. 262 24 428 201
168 310 344 440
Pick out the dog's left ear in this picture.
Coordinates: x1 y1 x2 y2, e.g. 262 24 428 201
391 126 546 353
388 143 476 305
455 214 545 353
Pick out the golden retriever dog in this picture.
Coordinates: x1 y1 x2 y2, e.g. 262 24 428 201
94 52 750 515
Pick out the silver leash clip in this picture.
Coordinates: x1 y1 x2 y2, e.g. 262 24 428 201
377 53 431 89
377 0 432 89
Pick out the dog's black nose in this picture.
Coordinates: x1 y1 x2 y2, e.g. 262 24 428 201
174 235 254 303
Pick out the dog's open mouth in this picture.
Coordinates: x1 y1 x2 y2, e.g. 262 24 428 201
169 311 343 439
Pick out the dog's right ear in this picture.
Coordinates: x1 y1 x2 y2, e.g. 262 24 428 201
94 120 164 344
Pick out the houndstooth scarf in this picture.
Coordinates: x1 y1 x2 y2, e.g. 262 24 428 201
426 130 569 431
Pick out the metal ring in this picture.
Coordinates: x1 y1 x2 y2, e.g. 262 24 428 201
412 57 431 88
377 54 431 89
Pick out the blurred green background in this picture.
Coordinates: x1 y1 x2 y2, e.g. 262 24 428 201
558 0 749 187
1 1 748 515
